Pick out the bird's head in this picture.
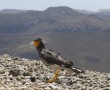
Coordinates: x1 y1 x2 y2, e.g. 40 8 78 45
33 38 45 52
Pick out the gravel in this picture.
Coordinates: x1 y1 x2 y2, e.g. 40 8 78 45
0 54 110 90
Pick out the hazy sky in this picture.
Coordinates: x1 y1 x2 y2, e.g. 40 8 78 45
0 0 110 11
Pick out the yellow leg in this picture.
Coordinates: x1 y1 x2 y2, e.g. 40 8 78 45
47 67 61 83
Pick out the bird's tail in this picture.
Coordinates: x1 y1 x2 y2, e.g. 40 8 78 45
71 66 85 74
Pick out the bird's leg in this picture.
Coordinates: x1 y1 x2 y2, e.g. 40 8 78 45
47 67 61 83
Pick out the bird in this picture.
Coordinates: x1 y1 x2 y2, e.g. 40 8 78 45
33 38 74 68
33 38 85 83
33 38 84 74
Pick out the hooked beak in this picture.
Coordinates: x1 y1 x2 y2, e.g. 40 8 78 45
30 39 40 47
30 42 34 45
30 41 40 48
33 41 40 47
30 42 34 48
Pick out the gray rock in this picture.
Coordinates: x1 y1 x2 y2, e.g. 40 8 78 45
0 66 5 74
0 54 110 90
9 69 20 77
30 76 36 82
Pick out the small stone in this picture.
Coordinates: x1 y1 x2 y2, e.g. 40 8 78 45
103 88 110 90
22 81 26 85
28 68 33 72
30 77 36 82
10 77 13 80
9 69 20 77
23 71 31 76
56 80 62 84
48 84 62 90
12 57 19 60
0 87 6 90
100 84 105 88
44 87 51 90
67 81 73 85
0 67 5 74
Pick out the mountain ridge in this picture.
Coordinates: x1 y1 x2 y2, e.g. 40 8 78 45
0 9 28 14
0 6 110 35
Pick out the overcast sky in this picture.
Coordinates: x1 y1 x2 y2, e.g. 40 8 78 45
0 0 110 11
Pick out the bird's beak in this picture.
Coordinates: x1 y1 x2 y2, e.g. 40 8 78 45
30 41 39 47
30 42 34 45
30 42 34 48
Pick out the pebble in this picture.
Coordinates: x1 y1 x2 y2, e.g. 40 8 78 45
0 67 5 74
0 54 110 90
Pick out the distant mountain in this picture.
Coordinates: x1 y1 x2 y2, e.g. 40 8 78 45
77 9 110 15
76 9 94 14
98 9 110 13
95 9 110 17
94 9 110 23
0 9 27 14
0 6 110 35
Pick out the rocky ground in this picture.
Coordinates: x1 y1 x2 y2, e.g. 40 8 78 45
0 54 110 90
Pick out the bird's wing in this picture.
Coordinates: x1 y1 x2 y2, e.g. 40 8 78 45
39 49 74 68
39 49 66 66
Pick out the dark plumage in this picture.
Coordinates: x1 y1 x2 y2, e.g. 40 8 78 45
33 38 84 73
34 38 73 68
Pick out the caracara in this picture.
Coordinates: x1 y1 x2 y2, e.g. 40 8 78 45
33 38 84 73
33 38 73 67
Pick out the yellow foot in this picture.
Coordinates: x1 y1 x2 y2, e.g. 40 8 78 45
47 67 61 83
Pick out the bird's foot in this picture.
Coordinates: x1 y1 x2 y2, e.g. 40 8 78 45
47 67 61 83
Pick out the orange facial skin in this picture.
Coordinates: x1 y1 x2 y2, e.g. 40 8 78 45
34 41 40 47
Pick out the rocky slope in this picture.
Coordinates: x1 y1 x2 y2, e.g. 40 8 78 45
0 54 110 90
